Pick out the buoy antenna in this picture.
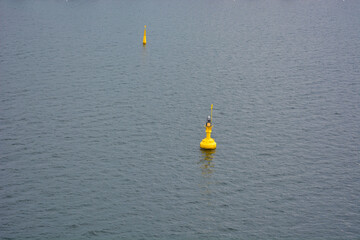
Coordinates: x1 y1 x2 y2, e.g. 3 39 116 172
210 104 213 122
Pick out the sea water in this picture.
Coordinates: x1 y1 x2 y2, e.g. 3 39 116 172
1 0 359 239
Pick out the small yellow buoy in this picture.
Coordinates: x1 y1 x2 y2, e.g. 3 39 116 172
143 25 147 45
200 104 217 150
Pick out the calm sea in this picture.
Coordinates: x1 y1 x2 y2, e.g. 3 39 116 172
1 0 359 239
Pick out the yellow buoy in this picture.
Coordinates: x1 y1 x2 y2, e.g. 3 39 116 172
143 25 147 45
200 104 217 149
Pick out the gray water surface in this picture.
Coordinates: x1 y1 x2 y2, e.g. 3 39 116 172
1 0 360 239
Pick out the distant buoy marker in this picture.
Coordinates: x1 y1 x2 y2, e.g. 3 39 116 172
200 104 217 149
143 25 147 45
